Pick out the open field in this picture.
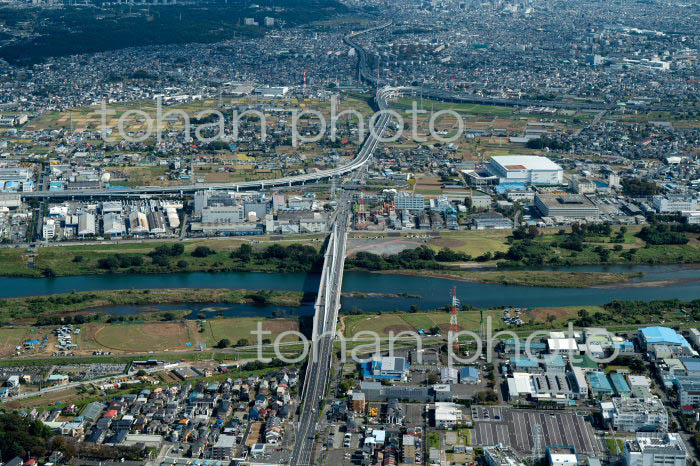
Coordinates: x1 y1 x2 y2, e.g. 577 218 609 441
0 248 31 276
87 321 192 352
5 225 700 283
341 303 631 339
428 230 511 257
0 327 36 357
394 97 516 117
0 314 307 359
342 309 499 338
205 317 302 346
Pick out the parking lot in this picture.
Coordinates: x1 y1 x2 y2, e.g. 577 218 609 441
470 407 601 456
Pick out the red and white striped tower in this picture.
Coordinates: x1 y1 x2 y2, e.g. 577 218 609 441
449 286 460 351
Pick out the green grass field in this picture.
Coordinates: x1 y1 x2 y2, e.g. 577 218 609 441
343 309 499 338
205 317 301 346
400 313 436 331
0 249 30 276
394 97 515 117
429 230 511 257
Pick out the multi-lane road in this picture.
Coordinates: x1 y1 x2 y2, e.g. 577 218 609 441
284 22 397 466
290 198 351 466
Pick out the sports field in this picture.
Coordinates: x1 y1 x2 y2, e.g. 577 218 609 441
84 321 193 352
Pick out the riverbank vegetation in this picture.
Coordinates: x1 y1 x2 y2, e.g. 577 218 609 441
380 269 643 288
0 240 324 278
4 222 700 279
496 224 700 267
0 288 306 324
0 295 697 362
349 224 700 271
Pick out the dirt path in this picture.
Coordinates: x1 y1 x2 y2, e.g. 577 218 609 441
338 316 346 335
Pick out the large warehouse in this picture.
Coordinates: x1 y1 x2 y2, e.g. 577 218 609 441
487 155 564 185
535 194 600 219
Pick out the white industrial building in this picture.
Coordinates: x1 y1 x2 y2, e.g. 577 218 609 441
394 192 426 211
43 219 56 240
201 205 245 224
547 447 578 466
628 376 653 399
601 397 669 432
624 433 687 466
440 367 459 384
0 193 21 208
434 402 462 428
103 213 125 236
487 155 564 185
535 194 600 219
652 195 697 213
567 367 589 399
77 212 96 236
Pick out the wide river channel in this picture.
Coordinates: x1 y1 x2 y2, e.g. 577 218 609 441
0 264 698 317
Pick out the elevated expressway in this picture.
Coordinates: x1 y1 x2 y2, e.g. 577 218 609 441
289 197 351 466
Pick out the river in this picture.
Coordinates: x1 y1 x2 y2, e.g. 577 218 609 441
0 264 698 314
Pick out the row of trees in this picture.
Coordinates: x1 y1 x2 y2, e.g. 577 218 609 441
35 313 100 327
345 246 474 271
231 243 324 273
97 244 213 270
637 225 689 245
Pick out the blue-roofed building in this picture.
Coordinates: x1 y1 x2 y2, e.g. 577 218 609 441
587 371 614 398
614 341 635 354
639 327 691 350
680 358 700 377
541 354 567 373
609 372 632 397
495 182 528 193
363 356 409 381
49 181 64 191
504 338 547 355
459 367 481 384
512 357 541 373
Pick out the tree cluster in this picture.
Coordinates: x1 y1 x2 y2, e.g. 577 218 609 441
0 412 53 461
637 225 689 245
97 254 145 270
